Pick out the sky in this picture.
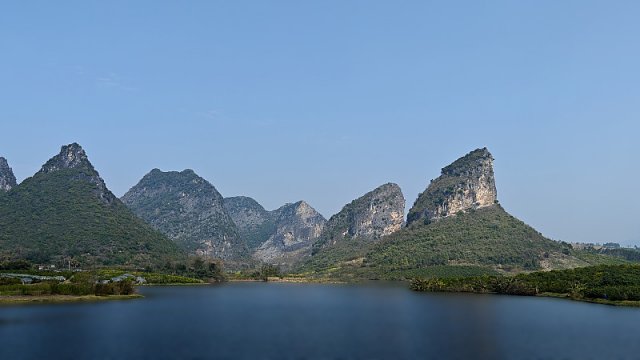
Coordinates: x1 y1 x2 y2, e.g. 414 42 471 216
1 1 639 246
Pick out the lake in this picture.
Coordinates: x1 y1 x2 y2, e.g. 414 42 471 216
1 282 640 359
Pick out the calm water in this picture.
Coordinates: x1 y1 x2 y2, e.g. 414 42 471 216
1 282 640 360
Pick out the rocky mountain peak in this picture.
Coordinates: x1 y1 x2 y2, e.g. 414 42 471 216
39 143 93 174
253 200 326 268
292 201 317 217
121 169 246 261
0 157 17 191
36 143 115 204
313 183 405 252
407 148 497 225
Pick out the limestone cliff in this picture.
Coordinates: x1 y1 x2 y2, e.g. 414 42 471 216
407 148 497 225
253 201 326 267
313 183 405 252
0 157 17 191
121 169 246 260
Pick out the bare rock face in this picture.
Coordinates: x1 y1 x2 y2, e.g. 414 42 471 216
40 143 91 173
253 201 326 267
0 157 17 191
314 183 405 252
121 169 246 261
407 148 497 225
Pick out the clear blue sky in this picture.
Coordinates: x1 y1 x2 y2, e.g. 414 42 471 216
1 1 638 245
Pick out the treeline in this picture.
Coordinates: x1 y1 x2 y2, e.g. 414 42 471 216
411 264 640 302
587 248 640 262
0 260 32 271
160 257 225 282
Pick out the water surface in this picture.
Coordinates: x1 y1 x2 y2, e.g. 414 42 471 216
1 282 639 359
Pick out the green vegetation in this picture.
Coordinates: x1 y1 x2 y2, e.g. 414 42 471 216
411 264 640 305
297 205 633 281
0 262 209 303
301 206 574 280
0 271 134 297
159 257 225 282
0 168 184 267
367 206 571 272
583 247 640 262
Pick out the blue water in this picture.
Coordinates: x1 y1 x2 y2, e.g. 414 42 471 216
1 282 640 359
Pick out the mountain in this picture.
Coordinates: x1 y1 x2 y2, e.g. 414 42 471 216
407 148 497 225
122 169 247 261
253 201 326 268
223 196 276 251
0 143 183 267
296 183 405 274
0 157 17 192
313 183 405 252
301 148 595 280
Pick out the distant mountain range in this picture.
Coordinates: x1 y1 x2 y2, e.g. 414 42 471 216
0 144 626 275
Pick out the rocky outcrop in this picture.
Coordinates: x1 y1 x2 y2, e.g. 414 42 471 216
313 183 405 252
0 157 17 191
39 143 116 204
407 147 497 225
121 169 246 261
40 143 92 174
253 201 326 267
223 196 276 251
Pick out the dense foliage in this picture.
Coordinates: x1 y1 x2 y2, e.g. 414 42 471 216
159 257 226 282
367 205 570 271
0 271 135 297
411 264 640 302
0 168 184 267
586 247 640 262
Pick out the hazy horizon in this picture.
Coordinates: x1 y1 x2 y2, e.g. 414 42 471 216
1 1 639 246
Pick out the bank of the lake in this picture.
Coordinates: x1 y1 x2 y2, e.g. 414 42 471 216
0 270 205 305
411 264 640 307
0 294 143 305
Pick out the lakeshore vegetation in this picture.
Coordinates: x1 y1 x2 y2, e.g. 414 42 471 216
410 264 640 305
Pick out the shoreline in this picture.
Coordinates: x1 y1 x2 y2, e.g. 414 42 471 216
412 289 640 308
228 277 345 284
0 294 143 305
537 292 640 307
